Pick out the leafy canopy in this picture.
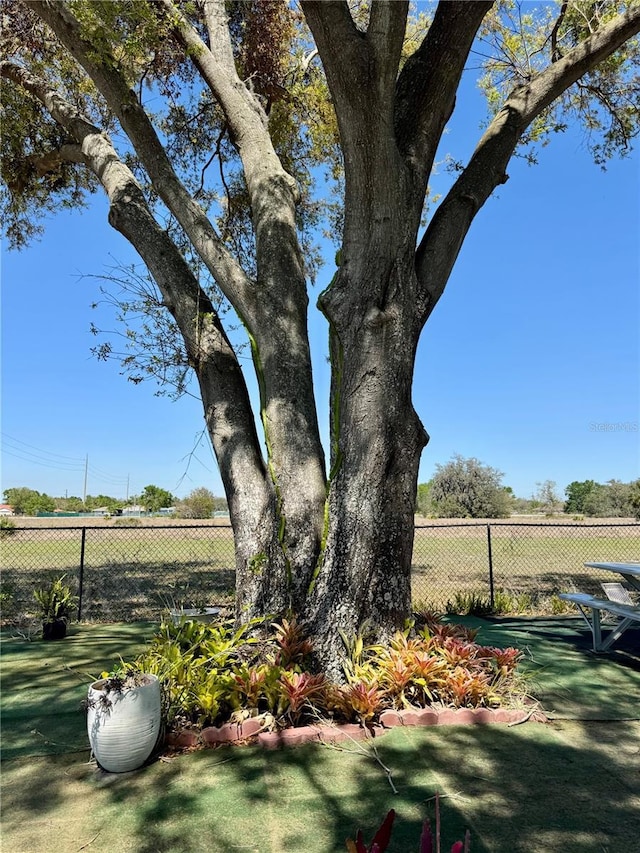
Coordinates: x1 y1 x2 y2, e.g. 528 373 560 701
4 0 640 246
3 486 55 515
1 1 640 393
141 484 174 512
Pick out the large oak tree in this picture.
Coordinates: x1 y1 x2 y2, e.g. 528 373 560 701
2 1 639 677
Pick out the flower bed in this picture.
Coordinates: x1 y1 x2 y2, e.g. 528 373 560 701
109 610 540 749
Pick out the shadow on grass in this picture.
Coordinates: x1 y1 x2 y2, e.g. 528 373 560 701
80 564 237 622
2 721 639 853
1 620 639 852
1 563 237 625
467 614 640 721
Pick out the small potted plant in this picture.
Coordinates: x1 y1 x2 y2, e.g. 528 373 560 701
86 669 163 773
33 575 78 640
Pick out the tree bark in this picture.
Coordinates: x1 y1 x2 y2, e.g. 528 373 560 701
304 254 428 680
298 1 490 677
31 0 327 611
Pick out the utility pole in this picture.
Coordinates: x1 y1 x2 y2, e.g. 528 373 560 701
126 474 130 502
83 454 88 507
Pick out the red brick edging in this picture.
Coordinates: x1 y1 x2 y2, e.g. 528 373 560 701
166 705 547 751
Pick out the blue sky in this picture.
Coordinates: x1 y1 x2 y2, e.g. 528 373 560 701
2 69 639 504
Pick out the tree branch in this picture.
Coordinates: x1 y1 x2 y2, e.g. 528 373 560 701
155 0 307 296
302 0 409 142
28 0 256 325
155 3 328 566
394 2 493 172
24 145 82 174
300 1 368 99
155 0 291 198
367 1 409 103
301 1 413 265
1 57 269 512
415 1 640 324
550 0 569 63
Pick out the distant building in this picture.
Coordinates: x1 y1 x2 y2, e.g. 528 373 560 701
121 505 147 517
0 504 14 516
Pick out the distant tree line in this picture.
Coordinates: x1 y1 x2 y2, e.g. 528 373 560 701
6 473 637 521
2 486 228 517
416 457 640 520
564 479 640 519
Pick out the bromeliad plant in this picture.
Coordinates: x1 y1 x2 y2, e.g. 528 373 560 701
342 615 523 713
33 575 78 640
347 795 470 853
129 614 333 729
118 611 524 734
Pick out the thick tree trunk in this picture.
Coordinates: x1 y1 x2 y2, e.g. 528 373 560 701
303 254 428 680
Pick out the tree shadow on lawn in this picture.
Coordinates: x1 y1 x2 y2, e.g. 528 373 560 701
0 623 158 761
483 613 640 665
2 720 639 853
489 567 640 610
80 564 236 621
2 619 639 852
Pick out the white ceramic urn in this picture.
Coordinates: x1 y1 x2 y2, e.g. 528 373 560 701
87 674 161 772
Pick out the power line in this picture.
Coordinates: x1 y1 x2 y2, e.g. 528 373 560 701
87 471 130 488
3 437 129 493
1 433 85 463
2 447 86 472
88 463 129 484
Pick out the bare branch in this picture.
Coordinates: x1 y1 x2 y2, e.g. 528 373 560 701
17 142 86 175
551 1 569 62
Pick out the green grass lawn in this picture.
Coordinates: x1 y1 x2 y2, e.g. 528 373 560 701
1 618 639 852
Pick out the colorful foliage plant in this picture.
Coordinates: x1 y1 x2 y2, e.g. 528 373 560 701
347 795 470 853
126 611 523 730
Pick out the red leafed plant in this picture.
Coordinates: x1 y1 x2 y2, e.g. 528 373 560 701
485 646 522 674
443 666 493 708
346 794 470 853
339 680 388 722
346 808 396 853
277 671 327 722
272 617 313 668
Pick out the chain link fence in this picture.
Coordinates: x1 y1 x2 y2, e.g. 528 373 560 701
412 522 640 611
1 521 638 625
0 523 236 625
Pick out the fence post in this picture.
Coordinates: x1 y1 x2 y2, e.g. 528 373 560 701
78 527 86 621
486 524 494 609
